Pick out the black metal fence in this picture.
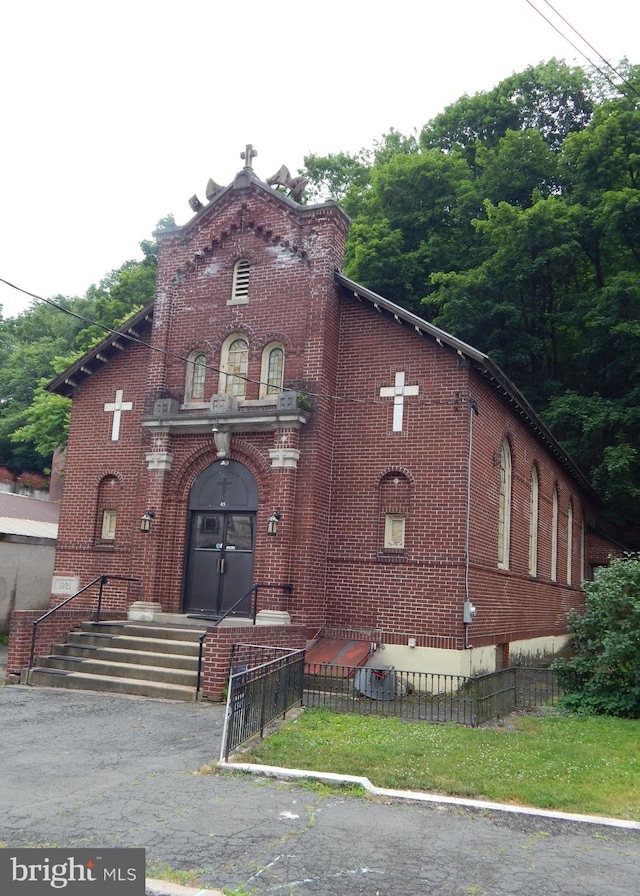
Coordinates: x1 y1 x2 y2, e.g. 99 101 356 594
473 666 560 724
303 663 559 726
220 654 559 759
220 645 305 760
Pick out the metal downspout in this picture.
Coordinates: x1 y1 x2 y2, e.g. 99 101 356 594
464 399 479 651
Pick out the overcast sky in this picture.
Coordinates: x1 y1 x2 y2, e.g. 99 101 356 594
1 0 638 319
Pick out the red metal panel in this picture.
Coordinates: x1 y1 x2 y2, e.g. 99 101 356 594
305 638 370 674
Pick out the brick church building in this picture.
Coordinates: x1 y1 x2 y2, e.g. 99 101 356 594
8 147 620 693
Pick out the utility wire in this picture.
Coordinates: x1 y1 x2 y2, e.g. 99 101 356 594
523 0 638 100
537 0 640 102
0 276 449 413
0 275 302 400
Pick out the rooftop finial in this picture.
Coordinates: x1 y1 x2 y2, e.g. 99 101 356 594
241 143 257 170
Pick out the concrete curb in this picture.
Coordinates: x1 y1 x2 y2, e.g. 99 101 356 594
218 760 640 831
145 878 224 896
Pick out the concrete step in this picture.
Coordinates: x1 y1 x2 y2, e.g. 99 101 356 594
55 644 199 671
79 621 207 642
29 621 208 701
34 654 198 686
67 632 202 656
27 668 197 701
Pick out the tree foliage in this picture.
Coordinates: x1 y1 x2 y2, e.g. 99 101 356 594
554 555 640 717
303 58 640 545
0 224 166 474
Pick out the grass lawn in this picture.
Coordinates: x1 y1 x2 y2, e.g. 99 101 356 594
242 708 640 821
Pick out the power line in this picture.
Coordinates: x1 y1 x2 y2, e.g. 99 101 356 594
0 276 449 414
0 275 295 399
537 0 640 101
524 0 640 103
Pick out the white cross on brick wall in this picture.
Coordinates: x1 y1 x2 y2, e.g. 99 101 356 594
379 371 419 432
104 389 133 441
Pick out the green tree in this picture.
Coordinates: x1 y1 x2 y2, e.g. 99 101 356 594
301 149 371 210
10 368 74 459
0 226 163 472
344 149 481 313
554 554 640 717
73 233 160 352
302 62 640 547
421 59 594 166
476 128 558 208
428 195 587 406
0 305 84 472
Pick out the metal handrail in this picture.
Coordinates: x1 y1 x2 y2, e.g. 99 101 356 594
191 582 293 697
28 574 139 669
187 581 293 627
196 630 207 697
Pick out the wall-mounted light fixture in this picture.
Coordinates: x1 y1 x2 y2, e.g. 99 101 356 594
267 509 282 536
140 509 156 533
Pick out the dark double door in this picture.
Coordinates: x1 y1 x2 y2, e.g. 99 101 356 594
183 461 257 617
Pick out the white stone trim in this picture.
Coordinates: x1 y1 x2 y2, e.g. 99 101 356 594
146 451 174 471
269 448 301 469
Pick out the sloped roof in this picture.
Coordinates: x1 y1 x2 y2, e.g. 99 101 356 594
47 302 154 398
336 272 596 499
0 493 59 539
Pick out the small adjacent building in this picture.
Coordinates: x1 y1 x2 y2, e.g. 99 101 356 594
0 493 59 634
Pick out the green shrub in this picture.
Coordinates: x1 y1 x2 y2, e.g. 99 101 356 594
554 554 640 717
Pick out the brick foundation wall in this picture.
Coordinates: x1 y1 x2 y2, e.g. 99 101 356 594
6 608 90 680
199 623 306 701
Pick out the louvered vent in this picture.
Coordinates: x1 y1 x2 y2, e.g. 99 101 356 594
232 259 250 301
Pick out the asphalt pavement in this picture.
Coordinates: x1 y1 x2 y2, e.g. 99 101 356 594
0 683 639 896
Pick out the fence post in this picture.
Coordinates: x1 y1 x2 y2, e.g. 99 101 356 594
259 669 268 738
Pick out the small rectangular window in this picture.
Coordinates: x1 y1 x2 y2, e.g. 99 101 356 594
101 509 117 540
384 514 405 549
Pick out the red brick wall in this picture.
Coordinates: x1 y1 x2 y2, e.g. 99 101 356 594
6 608 89 679
46 175 597 665
51 337 149 613
199 623 306 700
322 296 595 651
586 528 625 571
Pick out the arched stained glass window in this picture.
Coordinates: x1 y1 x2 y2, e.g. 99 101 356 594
186 351 206 402
260 343 284 397
567 501 573 585
551 486 559 582
529 466 539 577
220 336 248 398
498 440 512 569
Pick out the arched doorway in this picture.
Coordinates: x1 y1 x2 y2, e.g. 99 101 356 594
183 460 257 616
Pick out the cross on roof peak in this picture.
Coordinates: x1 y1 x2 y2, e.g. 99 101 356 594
241 144 257 169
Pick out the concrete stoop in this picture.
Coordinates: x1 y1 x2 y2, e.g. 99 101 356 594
28 621 208 701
